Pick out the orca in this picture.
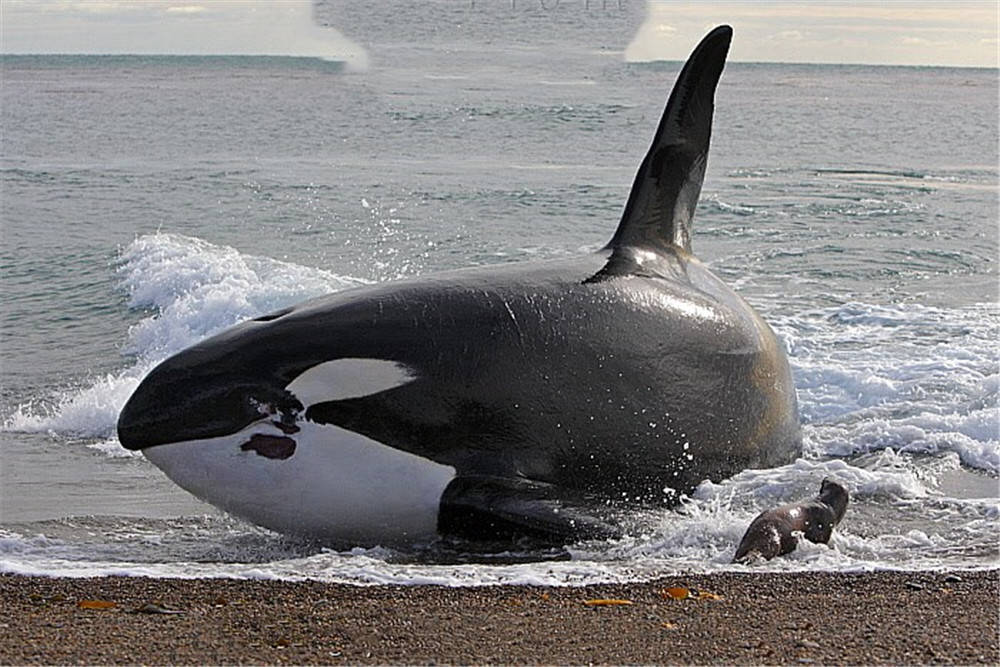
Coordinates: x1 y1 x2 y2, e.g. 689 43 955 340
117 26 801 546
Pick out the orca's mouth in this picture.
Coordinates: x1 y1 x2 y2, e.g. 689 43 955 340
118 354 308 461
117 380 303 451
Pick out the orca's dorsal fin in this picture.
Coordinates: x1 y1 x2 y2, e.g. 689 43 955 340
588 26 732 282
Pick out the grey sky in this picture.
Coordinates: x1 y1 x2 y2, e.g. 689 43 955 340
628 1 998 67
1 0 997 67
1 0 368 68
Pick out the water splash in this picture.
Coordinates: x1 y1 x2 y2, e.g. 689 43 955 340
3 233 364 441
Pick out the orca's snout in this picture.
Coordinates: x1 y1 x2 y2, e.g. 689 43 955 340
116 376 221 451
116 390 153 450
117 366 172 450
116 351 300 451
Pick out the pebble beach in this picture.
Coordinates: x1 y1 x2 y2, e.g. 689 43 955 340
2 569 996 665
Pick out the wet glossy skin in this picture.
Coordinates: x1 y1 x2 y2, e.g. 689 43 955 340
733 479 849 562
118 249 801 504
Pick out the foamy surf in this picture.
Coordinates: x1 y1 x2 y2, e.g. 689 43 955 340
774 302 999 472
0 462 995 584
3 233 366 442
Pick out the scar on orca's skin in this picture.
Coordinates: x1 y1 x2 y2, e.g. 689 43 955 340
732 478 849 563
241 434 297 460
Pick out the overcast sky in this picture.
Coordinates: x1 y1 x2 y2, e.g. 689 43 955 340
1 0 997 68
1 0 368 67
628 1 999 67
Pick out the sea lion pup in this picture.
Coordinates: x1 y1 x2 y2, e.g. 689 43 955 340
732 478 849 563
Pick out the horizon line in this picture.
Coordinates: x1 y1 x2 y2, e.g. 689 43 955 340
1 51 996 71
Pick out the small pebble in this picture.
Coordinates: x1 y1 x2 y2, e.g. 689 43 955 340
905 581 924 591
131 603 183 615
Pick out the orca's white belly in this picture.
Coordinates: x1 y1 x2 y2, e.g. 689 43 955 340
143 420 457 545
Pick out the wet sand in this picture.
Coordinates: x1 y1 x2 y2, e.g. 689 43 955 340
1 570 997 665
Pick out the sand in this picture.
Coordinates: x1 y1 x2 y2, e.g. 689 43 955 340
1 570 997 665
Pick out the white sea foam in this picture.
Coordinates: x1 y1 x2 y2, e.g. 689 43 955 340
774 302 999 472
119 233 365 358
3 478 994 583
3 233 366 443
4 373 143 440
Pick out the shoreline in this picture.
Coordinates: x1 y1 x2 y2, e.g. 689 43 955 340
2 569 997 665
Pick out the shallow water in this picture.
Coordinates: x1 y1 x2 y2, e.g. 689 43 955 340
1 3 997 584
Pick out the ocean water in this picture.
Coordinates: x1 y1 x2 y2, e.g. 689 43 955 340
1 4 998 585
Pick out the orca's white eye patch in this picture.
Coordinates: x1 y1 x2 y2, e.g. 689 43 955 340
285 358 415 407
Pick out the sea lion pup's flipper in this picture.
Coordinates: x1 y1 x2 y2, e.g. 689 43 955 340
438 475 622 544
732 478 849 564
587 25 732 284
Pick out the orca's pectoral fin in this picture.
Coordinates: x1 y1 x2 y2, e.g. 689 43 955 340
438 475 621 544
